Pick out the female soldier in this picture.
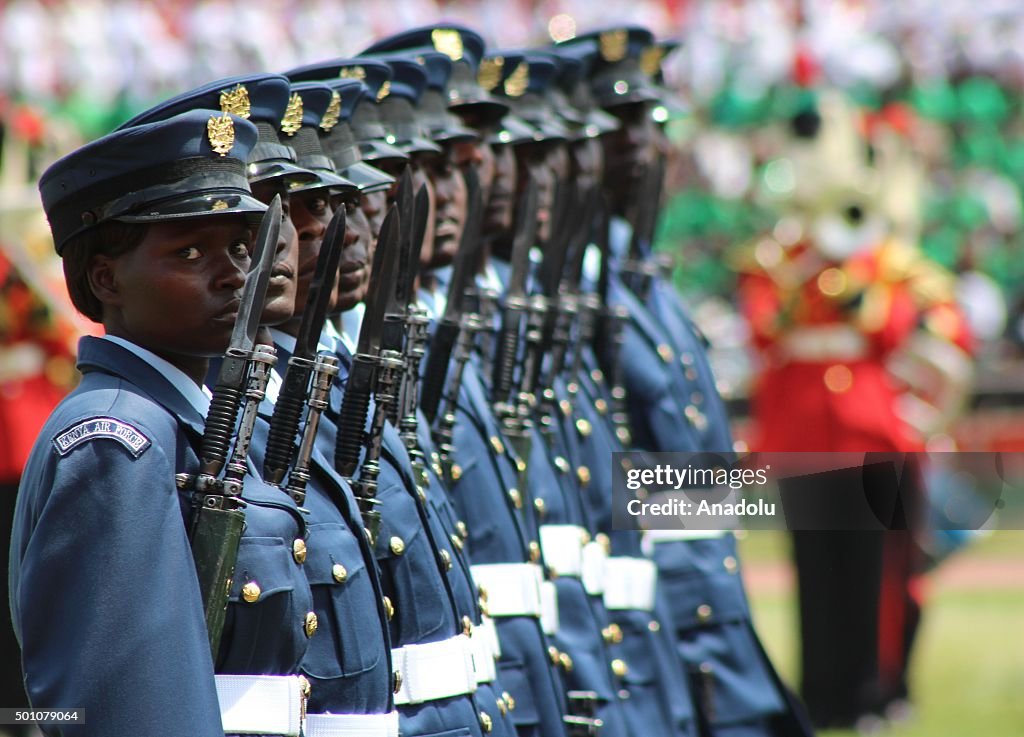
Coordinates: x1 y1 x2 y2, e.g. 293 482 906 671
10 110 318 736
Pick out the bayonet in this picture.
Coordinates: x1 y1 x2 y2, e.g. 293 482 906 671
420 167 483 424
263 205 347 486
187 195 281 659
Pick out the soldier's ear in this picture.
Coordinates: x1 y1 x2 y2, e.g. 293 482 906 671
87 254 123 309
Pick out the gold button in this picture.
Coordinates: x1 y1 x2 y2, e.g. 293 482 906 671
419 466 430 486
685 368 698 381
304 611 319 637
332 564 348 583
576 418 592 437
503 691 515 711
648 620 661 633
611 386 627 400
383 596 395 620
479 711 493 733
577 466 591 487
433 462 444 478
242 581 261 603
723 556 738 573
509 488 523 509
594 398 609 415
615 427 632 446
292 538 308 564
657 344 674 363
559 399 573 417
611 658 629 677
440 549 453 570
696 604 713 622
817 267 847 297
497 697 507 716
559 652 574 671
691 391 704 405
298 674 312 699
602 623 623 644
450 533 464 551
534 497 547 517
393 670 403 694
516 457 527 474
478 584 489 603
417 485 428 504
554 456 570 474
591 368 605 383
567 382 579 395
548 645 561 665
529 541 541 563
463 615 474 636
451 464 463 481
681 352 695 367
490 436 505 455
479 596 489 615
824 364 853 393
390 536 406 556
457 521 469 539
596 533 611 553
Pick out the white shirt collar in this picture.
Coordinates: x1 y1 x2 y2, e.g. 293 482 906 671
102 335 212 416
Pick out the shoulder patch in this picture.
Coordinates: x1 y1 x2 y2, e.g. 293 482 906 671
53 417 152 458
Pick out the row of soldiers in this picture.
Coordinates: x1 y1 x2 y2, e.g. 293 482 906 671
9 23 812 737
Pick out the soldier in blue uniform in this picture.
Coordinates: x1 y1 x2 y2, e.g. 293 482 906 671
119 74 403 737
11 110 322 736
559 26 813 737
360 26 577 737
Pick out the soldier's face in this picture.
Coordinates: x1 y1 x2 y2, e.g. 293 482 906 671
515 142 555 245
360 189 388 243
250 180 299 327
602 101 656 207
427 146 467 268
335 196 372 313
91 215 252 363
571 137 605 195
289 188 334 319
484 143 517 235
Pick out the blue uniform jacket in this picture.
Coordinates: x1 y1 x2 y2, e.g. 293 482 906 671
10 337 311 736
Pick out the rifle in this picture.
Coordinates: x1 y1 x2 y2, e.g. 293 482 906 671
334 206 402 542
182 195 281 659
262 204 347 494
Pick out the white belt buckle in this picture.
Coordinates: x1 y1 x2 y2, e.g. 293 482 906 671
215 674 304 736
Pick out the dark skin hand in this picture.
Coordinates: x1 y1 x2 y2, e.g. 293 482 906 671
89 216 251 386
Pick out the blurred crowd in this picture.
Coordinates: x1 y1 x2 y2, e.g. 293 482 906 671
5 1 1024 365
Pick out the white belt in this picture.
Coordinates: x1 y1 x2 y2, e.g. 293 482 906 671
305 711 399 737
540 580 560 635
539 524 587 577
470 619 499 684
470 563 544 618
392 635 477 705
603 557 657 612
215 674 305 736
581 541 608 595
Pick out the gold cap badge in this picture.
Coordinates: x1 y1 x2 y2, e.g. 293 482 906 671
340 66 366 80
376 80 391 102
640 46 666 77
600 29 629 62
478 56 504 92
504 61 529 98
219 84 251 118
281 92 303 136
432 28 464 61
207 113 235 156
320 90 341 131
